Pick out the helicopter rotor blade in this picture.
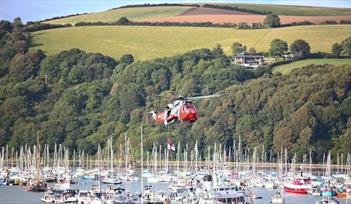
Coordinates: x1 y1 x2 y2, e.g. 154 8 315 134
154 95 169 99
185 93 225 100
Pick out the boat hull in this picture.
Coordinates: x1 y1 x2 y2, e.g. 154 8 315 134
284 186 308 194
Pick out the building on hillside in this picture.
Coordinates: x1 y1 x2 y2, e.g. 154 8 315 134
233 52 264 68
282 53 296 60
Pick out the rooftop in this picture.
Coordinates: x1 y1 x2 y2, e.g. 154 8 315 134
235 52 263 58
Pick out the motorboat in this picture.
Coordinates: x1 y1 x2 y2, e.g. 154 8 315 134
213 186 247 204
284 179 310 194
101 176 122 185
52 190 78 203
41 191 55 203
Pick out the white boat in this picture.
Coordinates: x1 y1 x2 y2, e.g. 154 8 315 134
101 176 122 184
54 178 71 190
147 177 160 183
315 197 340 204
213 186 247 204
41 192 55 203
52 190 77 203
54 196 77 203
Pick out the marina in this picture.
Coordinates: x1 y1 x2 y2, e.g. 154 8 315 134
0 135 350 204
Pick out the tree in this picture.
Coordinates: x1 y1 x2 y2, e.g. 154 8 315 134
269 39 288 56
118 84 145 123
117 17 130 25
0 20 12 39
331 43 342 58
231 42 246 56
9 50 46 82
290 39 311 58
248 47 257 55
13 40 29 54
263 14 280 28
341 36 351 56
212 44 224 56
13 17 23 30
120 54 134 64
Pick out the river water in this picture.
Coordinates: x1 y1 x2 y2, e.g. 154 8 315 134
0 180 350 204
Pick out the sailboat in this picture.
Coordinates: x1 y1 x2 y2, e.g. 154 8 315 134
26 133 47 192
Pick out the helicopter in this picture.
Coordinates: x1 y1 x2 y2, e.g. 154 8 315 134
150 93 223 127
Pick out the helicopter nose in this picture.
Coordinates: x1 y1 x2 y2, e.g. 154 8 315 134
187 112 197 122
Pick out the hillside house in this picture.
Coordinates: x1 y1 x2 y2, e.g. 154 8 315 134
234 52 264 68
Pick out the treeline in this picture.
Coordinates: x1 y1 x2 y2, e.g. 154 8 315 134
1 20 350 162
24 22 72 32
202 4 271 15
38 13 86 23
72 17 351 32
116 3 200 9
75 18 238 28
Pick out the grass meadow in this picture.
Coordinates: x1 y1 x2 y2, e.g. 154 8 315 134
45 6 191 25
272 58 351 74
32 25 351 60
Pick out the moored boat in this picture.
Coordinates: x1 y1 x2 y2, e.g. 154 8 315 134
315 197 340 204
284 179 310 194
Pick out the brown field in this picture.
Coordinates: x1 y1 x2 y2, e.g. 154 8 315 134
179 7 254 16
144 14 351 24
141 8 351 24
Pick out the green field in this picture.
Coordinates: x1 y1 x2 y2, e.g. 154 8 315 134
272 58 351 74
220 3 351 16
45 6 191 25
31 25 351 60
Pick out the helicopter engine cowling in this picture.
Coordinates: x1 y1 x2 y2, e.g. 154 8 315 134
179 101 197 122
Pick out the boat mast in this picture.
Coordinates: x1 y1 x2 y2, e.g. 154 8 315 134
36 132 41 184
140 125 143 195
98 144 102 200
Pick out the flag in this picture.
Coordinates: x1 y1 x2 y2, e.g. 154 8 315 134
167 137 176 151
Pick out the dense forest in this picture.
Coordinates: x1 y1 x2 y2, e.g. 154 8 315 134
0 20 350 162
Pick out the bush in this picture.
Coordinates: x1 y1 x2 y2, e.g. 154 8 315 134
252 23 263 29
120 54 134 65
321 20 338 25
237 22 251 29
284 21 314 27
116 17 130 25
340 20 351 24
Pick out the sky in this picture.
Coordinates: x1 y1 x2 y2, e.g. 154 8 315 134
1 0 351 22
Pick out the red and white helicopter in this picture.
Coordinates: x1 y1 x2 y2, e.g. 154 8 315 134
150 93 223 126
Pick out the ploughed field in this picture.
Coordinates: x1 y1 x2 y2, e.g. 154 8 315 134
31 25 351 60
145 13 351 25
